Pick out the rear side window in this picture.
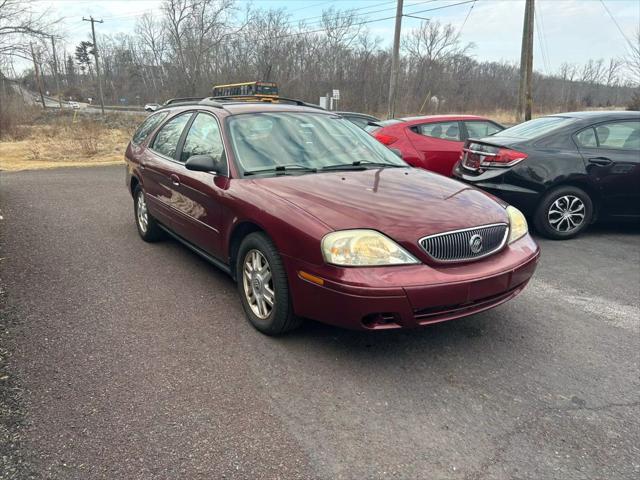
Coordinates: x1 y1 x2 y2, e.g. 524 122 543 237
575 128 598 148
151 113 192 159
465 121 503 138
596 121 640 151
131 111 168 145
416 121 460 141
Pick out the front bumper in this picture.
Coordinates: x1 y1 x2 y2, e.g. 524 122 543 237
283 234 540 330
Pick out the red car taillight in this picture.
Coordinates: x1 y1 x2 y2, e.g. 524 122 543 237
485 148 528 167
462 143 527 170
374 132 398 145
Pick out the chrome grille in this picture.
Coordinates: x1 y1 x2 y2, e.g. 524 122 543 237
419 223 508 262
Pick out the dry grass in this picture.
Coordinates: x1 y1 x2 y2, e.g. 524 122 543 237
0 112 145 172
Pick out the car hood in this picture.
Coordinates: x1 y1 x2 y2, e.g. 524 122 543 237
256 168 509 241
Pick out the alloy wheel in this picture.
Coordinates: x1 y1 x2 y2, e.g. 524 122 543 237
547 195 585 233
242 249 275 319
137 190 149 233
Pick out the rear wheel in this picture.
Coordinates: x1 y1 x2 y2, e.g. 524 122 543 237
133 186 163 242
236 232 302 335
533 186 593 240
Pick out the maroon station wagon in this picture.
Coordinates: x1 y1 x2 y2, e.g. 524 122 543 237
125 98 540 335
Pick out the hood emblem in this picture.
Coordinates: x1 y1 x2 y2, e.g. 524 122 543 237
469 234 483 254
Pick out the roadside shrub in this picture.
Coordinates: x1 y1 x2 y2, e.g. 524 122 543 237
0 94 38 140
27 144 42 161
74 120 101 156
626 89 640 111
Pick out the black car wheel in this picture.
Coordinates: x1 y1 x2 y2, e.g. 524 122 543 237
236 232 302 335
534 186 593 240
133 186 163 242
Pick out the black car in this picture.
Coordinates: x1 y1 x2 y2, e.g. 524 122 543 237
453 111 640 239
337 111 380 129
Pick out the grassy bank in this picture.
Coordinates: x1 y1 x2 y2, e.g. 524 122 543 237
0 110 145 172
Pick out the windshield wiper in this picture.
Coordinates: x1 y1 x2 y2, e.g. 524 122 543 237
243 164 318 176
321 161 404 171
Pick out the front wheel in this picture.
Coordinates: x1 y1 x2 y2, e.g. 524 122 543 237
236 232 302 335
533 186 593 240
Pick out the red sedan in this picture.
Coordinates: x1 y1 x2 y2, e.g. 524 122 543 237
125 98 537 335
368 115 504 176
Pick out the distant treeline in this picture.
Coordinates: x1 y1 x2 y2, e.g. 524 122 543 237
17 0 640 115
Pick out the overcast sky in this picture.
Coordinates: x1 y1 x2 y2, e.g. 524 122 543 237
29 0 640 78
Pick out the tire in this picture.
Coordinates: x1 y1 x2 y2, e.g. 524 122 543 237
236 232 302 335
133 185 163 242
533 186 593 240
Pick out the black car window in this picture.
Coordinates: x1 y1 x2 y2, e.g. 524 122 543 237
180 113 225 165
131 111 168 145
575 127 598 148
595 121 640 151
151 113 192 159
344 116 369 129
494 116 573 139
416 121 460 141
465 121 503 138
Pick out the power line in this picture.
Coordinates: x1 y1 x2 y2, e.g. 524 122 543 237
535 3 552 73
458 0 476 35
599 0 634 53
533 7 548 74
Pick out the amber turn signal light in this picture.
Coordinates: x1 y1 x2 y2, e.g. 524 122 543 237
298 271 325 286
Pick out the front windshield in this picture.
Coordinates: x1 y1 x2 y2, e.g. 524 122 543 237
494 116 573 139
227 112 407 175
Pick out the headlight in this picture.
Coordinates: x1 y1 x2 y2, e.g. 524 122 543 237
507 205 528 244
321 229 419 266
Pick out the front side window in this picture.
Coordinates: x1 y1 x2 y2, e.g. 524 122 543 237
180 113 225 166
595 121 640 151
132 111 168 145
416 121 461 141
465 121 503 138
151 113 192 159
228 112 406 174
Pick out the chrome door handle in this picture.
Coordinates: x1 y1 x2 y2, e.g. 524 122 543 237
170 174 180 186
588 157 612 166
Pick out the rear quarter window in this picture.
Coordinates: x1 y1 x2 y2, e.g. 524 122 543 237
131 111 169 145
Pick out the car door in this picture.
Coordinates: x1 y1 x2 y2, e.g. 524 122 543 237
142 111 194 235
575 120 640 218
405 121 463 176
172 112 228 257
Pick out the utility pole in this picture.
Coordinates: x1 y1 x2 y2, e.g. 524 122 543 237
30 42 46 109
387 0 403 119
50 35 63 109
83 16 105 116
517 0 534 122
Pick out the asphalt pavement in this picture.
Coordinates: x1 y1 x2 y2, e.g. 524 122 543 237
1 166 638 479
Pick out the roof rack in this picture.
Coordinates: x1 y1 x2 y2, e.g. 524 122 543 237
159 97 227 109
210 95 325 110
164 97 205 105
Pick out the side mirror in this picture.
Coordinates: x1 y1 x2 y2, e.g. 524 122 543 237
390 148 403 159
185 154 223 174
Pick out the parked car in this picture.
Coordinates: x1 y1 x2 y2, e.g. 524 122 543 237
67 101 80 109
366 115 504 176
337 111 380 129
453 111 640 239
144 103 161 112
125 97 539 335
